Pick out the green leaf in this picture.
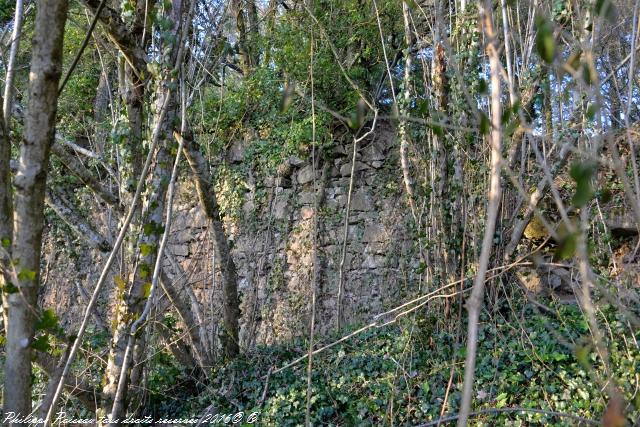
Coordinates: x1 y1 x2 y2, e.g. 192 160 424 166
2 282 18 294
139 263 151 279
501 107 512 125
421 381 430 394
348 99 367 130
555 233 577 260
140 243 155 257
598 188 612 204
1 237 10 248
36 309 59 331
574 343 591 370
566 50 582 70
496 392 508 408
404 0 418 9
31 335 50 352
17 268 36 282
536 16 556 63
143 222 156 236
142 282 152 299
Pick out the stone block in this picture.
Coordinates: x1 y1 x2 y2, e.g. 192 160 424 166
340 161 367 176
171 244 189 257
297 165 315 185
362 223 387 243
350 191 373 211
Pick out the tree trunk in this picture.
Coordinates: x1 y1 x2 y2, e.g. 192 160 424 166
3 0 25 128
3 0 68 419
102 91 178 420
0 100 12 337
179 130 241 358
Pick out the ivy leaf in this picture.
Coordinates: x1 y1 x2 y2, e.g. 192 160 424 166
536 16 556 63
31 335 50 352
1 237 10 248
2 282 18 294
143 222 156 236
36 309 59 331
17 268 36 282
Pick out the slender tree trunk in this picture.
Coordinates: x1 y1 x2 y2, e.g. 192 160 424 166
3 0 68 419
179 130 241 358
0 100 12 335
3 0 25 128
102 89 178 421
457 2 502 425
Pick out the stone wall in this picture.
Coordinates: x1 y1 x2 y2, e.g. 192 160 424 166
168 120 420 347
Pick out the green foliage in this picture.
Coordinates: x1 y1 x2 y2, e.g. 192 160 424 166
155 300 639 426
0 0 13 26
57 11 102 135
35 309 59 332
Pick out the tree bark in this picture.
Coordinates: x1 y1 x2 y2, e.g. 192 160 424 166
457 2 502 425
178 130 241 358
0 99 12 338
102 92 177 420
3 0 25 128
4 0 69 419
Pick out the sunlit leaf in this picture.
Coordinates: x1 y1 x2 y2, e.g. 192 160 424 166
143 282 152 299
140 243 155 257
17 268 36 282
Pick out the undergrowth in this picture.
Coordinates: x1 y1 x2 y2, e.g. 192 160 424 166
147 297 640 426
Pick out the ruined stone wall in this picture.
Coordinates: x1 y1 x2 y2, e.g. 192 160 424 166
168 120 420 347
